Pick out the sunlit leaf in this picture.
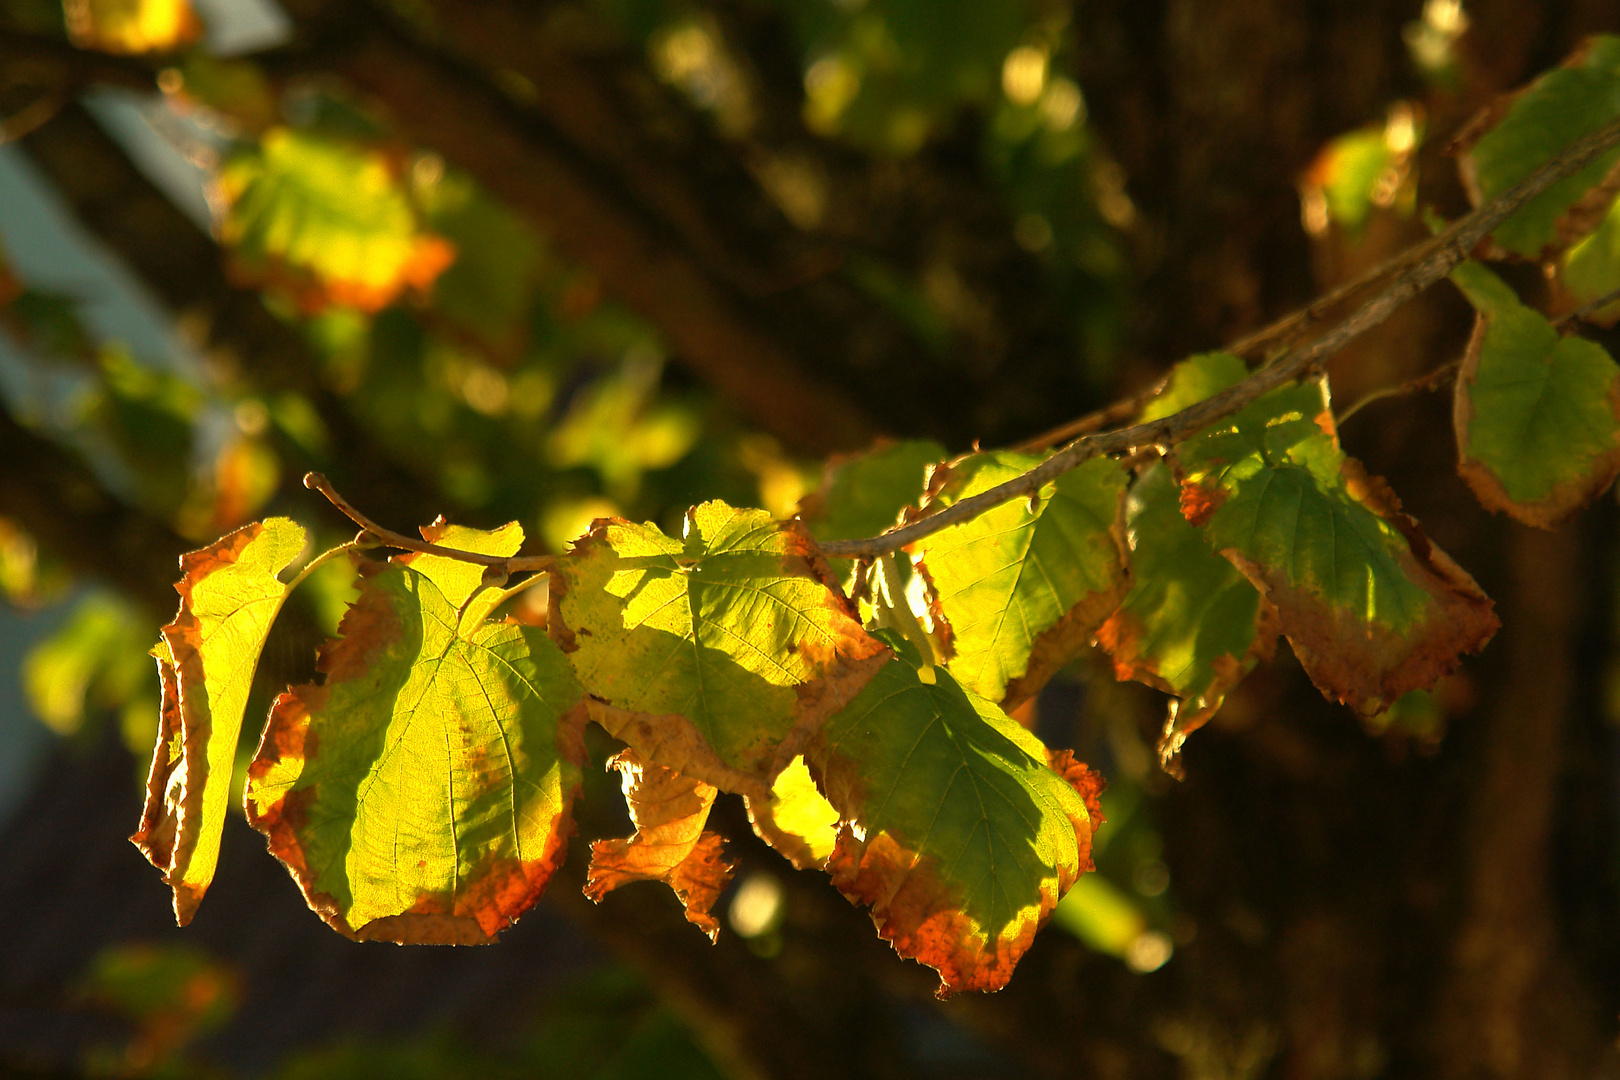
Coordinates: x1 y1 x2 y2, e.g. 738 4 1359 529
219 128 455 314
1450 261 1620 526
132 517 306 925
806 641 1103 995
1176 381 1498 714
1456 34 1620 258
63 0 200 53
550 502 889 797
745 754 839 870
1096 464 1277 768
584 749 733 941
247 523 585 944
912 452 1127 707
798 438 946 546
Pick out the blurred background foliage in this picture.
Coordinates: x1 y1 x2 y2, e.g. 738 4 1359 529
0 0 1617 1077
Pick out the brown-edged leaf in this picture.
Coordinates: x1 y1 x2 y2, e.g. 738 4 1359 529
584 749 733 941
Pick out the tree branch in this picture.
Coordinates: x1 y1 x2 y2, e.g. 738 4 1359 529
303 472 554 573
820 115 1620 559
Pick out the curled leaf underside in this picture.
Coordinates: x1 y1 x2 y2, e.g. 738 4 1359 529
132 517 306 925
584 749 733 941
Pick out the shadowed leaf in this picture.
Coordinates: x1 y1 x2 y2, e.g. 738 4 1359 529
1450 261 1620 526
1177 381 1498 714
550 502 889 798
912 452 1127 708
1096 464 1277 771
585 749 733 941
1456 34 1620 259
132 517 306 925
806 642 1103 996
246 522 586 944
1141 351 1249 423
799 438 947 546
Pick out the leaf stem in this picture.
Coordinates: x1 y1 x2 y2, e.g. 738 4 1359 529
486 570 551 611
303 472 556 572
1335 361 1461 426
821 115 1620 559
1555 284 1620 330
281 539 358 595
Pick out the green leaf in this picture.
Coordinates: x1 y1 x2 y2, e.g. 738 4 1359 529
247 522 586 944
799 438 946 546
912 452 1128 707
1562 193 1620 322
806 646 1103 995
1176 383 1498 714
1140 351 1247 424
551 501 889 797
132 517 307 925
1096 463 1276 768
1457 35 1620 258
1449 261 1620 526
219 128 454 313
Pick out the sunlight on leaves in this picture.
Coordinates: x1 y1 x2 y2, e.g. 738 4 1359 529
132 517 306 925
807 637 1103 995
551 502 889 797
219 128 455 313
585 748 733 940
914 452 1127 707
1177 381 1498 714
247 522 586 944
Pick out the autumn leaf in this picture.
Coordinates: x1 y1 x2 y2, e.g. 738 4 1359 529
218 129 455 314
912 452 1127 707
1096 463 1277 770
246 522 586 944
1177 380 1498 714
132 517 307 925
1450 261 1620 526
63 0 201 53
1456 34 1620 259
799 438 946 546
550 501 889 798
585 749 733 941
806 640 1103 996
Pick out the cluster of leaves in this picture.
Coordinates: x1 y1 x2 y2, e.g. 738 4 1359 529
104 21 1620 995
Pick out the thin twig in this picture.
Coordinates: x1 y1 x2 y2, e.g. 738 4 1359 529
1335 361 1460 426
1014 374 1171 453
303 472 555 572
1555 284 1620 330
821 115 1620 559
1226 231 1450 360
